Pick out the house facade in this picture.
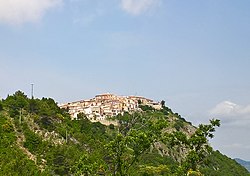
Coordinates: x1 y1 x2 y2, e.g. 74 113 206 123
59 93 162 122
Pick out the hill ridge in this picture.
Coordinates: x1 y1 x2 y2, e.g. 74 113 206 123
0 90 249 175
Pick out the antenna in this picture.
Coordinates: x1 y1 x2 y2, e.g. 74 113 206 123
31 83 34 99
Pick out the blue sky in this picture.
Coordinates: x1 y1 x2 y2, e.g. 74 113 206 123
1 0 250 160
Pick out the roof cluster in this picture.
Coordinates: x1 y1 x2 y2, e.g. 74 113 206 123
59 93 162 123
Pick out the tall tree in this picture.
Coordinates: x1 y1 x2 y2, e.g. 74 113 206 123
105 112 167 175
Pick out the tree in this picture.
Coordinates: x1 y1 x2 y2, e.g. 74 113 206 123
138 99 142 105
165 119 220 175
77 112 88 121
73 153 107 176
29 98 40 114
105 112 167 175
0 100 3 111
109 124 115 130
106 111 220 176
75 109 221 176
3 91 29 117
160 100 165 107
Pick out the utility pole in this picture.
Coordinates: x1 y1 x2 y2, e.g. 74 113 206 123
31 83 34 99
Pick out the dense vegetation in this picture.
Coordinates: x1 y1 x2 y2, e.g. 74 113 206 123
0 91 249 175
235 158 250 172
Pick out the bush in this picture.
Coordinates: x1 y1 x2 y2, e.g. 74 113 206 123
24 130 42 153
0 101 3 111
174 120 184 130
2 121 13 132
109 124 115 130
139 105 155 111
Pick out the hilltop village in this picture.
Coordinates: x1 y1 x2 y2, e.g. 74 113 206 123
59 93 162 123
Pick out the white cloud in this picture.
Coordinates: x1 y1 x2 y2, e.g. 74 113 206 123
209 102 250 160
210 101 250 126
0 0 62 25
210 101 240 115
120 0 161 15
210 101 250 116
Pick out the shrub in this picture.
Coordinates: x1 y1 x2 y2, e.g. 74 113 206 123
0 101 3 111
109 124 115 130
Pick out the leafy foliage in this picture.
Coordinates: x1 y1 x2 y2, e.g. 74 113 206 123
0 113 41 176
0 100 3 111
200 151 250 175
0 91 249 176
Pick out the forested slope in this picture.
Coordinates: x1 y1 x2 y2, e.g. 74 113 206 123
0 91 249 175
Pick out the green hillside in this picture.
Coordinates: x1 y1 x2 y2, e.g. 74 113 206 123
235 158 250 172
0 91 249 175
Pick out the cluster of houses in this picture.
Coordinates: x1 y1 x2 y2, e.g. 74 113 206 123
59 93 162 122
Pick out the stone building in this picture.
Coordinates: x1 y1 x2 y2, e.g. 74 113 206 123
59 93 162 122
